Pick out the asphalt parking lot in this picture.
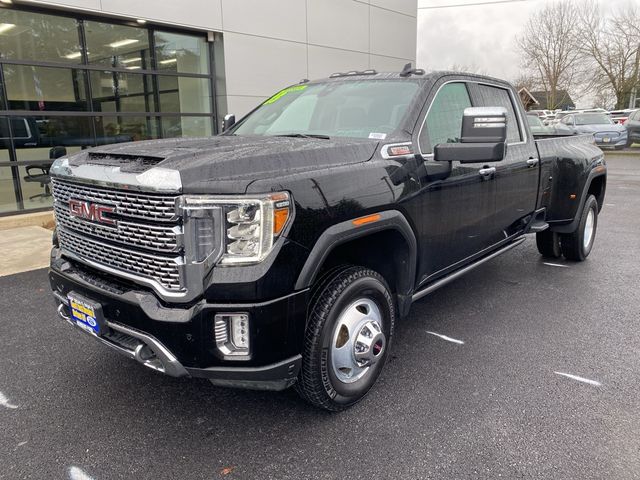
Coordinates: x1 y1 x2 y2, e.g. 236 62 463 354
1 154 639 480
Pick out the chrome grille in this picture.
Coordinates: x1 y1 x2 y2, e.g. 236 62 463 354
51 178 178 222
53 203 180 252
58 229 183 291
51 177 185 293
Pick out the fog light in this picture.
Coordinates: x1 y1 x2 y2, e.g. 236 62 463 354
214 313 250 358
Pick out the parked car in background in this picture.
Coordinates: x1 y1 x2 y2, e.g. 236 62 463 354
528 109 556 125
610 109 637 126
555 112 628 149
625 109 640 146
550 111 571 125
527 114 555 135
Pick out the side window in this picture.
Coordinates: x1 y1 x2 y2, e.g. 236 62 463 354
474 84 522 143
419 82 471 154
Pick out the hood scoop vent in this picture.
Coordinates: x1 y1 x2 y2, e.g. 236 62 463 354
83 152 165 173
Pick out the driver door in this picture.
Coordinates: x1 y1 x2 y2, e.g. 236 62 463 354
409 81 503 285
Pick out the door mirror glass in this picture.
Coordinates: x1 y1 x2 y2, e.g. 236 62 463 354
222 113 236 131
434 107 507 163
460 107 508 144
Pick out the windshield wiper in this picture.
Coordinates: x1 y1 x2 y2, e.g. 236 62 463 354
274 133 331 140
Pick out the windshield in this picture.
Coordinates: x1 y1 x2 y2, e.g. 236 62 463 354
575 114 612 125
527 115 543 127
231 80 420 139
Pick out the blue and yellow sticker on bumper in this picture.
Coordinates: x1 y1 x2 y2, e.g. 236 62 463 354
68 294 101 335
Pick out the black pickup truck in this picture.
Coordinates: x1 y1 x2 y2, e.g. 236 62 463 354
49 68 606 411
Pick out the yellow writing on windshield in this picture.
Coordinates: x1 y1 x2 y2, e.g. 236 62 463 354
263 85 308 105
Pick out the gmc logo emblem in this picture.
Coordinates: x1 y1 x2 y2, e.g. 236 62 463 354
68 199 116 226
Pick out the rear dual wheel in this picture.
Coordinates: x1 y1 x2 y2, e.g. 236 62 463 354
296 266 394 411
535 194 599 261
560 195 598 261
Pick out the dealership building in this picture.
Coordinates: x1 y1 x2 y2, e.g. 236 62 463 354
0 0 417 217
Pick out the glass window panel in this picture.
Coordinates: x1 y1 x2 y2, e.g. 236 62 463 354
161 116 211 138
6 116 93 150
90 71 154 113
18 163 53 210
0 166 18 213
154 31 208 74
420 83 471 154
0 118 17 213
3 65 88 111
157 76 211 113
0 9 82 64
474 84 522 143
84 21 151 69
95 115 158 143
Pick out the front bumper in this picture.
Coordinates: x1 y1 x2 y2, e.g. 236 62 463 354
49 256 308 391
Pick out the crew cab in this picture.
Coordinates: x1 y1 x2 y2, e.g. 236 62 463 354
49 67 606 411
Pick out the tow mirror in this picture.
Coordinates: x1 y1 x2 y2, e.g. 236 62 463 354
434 107 508 163
222 113 236 131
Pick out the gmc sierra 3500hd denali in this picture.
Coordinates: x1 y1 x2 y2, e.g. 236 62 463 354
49 67 607 411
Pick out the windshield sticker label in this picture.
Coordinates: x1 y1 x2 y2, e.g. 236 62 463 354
368 132 387 140
264 85 308 105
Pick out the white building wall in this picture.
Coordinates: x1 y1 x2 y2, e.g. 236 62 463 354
25 0 417 118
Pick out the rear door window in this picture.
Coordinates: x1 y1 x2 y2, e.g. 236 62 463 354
473 84 523 143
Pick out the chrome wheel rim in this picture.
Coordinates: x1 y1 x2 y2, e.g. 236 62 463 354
330 298 386 384
583 209 595 249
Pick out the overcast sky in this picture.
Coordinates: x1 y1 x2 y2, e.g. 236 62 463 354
416 0 640 107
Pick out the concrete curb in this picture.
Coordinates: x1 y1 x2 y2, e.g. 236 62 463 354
0 210 54 231
603 150 640 157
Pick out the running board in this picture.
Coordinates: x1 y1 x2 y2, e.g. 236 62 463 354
411 237 526 302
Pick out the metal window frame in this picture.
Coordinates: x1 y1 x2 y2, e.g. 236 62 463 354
416 78 529 157
0 3 219 215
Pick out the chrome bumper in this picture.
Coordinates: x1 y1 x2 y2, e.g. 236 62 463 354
54 292 188 378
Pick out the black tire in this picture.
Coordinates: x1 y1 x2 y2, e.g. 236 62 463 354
295 266 395 411
536 229 562 258
560 194 599 261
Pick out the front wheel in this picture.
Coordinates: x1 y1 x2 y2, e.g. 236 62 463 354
560 194 599 261
295 266 395 411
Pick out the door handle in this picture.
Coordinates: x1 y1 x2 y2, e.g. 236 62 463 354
526 158 539 167
479 167 496 176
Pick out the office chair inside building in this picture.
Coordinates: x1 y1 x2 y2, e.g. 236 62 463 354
23 146 67 201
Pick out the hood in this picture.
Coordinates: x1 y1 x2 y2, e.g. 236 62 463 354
575 124 626 134
67 135 379 194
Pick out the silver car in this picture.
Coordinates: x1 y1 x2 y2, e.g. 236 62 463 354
555 113 628 149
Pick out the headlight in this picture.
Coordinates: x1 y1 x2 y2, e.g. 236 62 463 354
181 192 292 266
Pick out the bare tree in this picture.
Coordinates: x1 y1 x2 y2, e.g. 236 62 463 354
577 1 640 109
516 2 583 110
512 72 540 91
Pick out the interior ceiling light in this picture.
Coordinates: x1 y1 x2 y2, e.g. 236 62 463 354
0 0 13 4
126 66 141 70
0 23 16 34
121 57 141 64
64 51 83 59
136 19 147 24
159 58 177 64
107 38 139 48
